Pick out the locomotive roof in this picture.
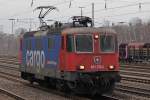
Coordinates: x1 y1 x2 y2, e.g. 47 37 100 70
22 27 116 38
62 27 117 34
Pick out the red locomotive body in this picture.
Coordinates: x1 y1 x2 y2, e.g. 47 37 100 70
20 16 121 95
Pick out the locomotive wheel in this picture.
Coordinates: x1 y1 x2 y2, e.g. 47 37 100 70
29 80 34 84
67 81 90 94
27 76 34 84
107 82 115 94
39 81 46 87
56 80 69 92
67 82 76 89
38 80 50 87
56 80 70 93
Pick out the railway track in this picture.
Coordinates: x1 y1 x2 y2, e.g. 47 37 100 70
120 64 150 84
0 55 17 59
116 83 150 98
0 67 89 100
0 87 25 100
121 63 150 69
0 59 19 65
1 56 150 99
120 64 150 70
120 70 150 78
0 69 25 100
122 75 150 84
0 58 117 100
121 66 150 73
0 67 90 100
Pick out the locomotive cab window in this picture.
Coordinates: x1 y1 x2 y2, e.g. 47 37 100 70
66 35 74 52
75 34 93 53
100 35 115 52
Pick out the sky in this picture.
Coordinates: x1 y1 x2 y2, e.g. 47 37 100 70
0 0 150 34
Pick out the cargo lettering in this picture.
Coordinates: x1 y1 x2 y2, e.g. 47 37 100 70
26 50 45 68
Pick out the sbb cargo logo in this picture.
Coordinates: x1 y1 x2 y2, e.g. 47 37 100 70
26 50 45 69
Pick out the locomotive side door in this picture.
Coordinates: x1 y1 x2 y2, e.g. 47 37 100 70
59 34 75 71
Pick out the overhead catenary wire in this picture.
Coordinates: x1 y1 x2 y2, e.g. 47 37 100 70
1 0 150 32
93 10 150 27
8 1 150 22
82 1 150 15
12 0 101 19
3 0 150 19
108 0 139 3
5 7 149 26
10 0 72 19
10 1 150 22
95 9 150 19
55 2 145 20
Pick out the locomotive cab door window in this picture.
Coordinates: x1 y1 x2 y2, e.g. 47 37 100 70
100 35 115 53
75 34 93 53
66 34 74 52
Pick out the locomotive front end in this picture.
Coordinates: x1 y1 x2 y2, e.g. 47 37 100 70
60 27 121 94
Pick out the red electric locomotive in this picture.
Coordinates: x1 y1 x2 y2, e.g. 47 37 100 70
19 15 121 95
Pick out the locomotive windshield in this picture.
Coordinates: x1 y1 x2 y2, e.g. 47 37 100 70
100 35 115 52
75 34 93 52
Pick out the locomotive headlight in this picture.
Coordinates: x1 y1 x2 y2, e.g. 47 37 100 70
79 65 85 70
94 35 99 39
108 65 115 70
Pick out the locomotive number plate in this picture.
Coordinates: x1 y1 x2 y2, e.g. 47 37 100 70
91 65 104 69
